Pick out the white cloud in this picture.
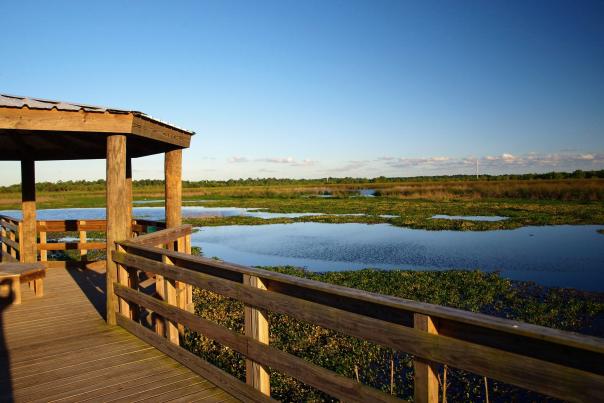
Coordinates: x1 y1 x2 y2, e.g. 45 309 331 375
227 156 318 167
259 157 296 164
377 151 604 173
228 156 249 163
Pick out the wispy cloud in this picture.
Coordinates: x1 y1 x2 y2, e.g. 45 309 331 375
257 157 296 164
228 156 318 167
380 152 604 172
228 156 249 163
328 160 371 173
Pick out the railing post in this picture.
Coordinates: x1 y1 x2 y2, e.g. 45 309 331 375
116 244 139 322
185 233 193 312
39 221 47 262
79 220 87 265
14 222 21 261
1 223 7 257
162 255 180 345
155 271 166 336
244 274 270 396
414 313 439 403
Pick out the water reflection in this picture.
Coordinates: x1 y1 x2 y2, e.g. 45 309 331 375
192 223 604 291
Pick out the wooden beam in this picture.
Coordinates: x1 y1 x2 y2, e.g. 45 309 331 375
20 160 37 263
132 115 191 148
165 149 182 228
106 134 129 325
0 108 133 133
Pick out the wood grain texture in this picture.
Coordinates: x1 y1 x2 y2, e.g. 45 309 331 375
1 265 234 402
106 134 129 325
20 160 36 263
165 149 183 228
117 313 273 403
0 108 192 160
413 314 439 403
244 274 270 396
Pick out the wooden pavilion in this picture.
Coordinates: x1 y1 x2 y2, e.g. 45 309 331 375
0 94 602 402
0 94 192 325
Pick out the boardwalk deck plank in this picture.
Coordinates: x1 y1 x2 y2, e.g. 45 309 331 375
0 267 237 402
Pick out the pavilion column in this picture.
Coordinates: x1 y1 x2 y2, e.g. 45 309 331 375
106 135 129 325
164 149 188 340
165 150 182 228
126 157 133 235
20 160 37 264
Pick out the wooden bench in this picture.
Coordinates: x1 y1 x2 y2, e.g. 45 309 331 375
0 262 45 304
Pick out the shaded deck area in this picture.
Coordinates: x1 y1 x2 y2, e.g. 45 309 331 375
0 267 237 402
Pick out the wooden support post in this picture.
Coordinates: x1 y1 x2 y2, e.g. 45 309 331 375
10 225 17 259
165 150 186 329
414 313 439 403
244 274 270 396
39 221 47 262
11 277 21 305
21 160 37 264
126 158 133 237
1 225 7 257
163 255 180 345
165 149 182 228
185 233 193 312
106 135 129 326
79 220 87 264
155 272 166 336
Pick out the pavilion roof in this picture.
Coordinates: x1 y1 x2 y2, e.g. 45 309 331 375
0 94 194 161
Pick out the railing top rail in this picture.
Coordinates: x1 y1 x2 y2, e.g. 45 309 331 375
125 224 191 246
0 214 22 224
117 238 604 355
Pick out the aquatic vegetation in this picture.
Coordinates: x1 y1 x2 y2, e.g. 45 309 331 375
183 196 604 231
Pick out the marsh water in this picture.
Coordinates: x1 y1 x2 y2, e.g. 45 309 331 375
2 207 603 291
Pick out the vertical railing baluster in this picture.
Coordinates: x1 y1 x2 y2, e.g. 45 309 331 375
1 222 7 258
14 222 21 261
414 313 439 403
185 233 193 312
79 220 87 266
244 274 270 396
117 244 132 319
39 221 47 263
162 254 179 345
154 271 166 336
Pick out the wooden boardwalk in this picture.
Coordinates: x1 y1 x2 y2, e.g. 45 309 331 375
0 267 237 403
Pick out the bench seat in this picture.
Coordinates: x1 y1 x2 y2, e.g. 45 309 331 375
0 262 45 304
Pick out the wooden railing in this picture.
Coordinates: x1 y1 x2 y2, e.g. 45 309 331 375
37 218 166 269
0 214 21 262
0 215 166 267
112 227 604 403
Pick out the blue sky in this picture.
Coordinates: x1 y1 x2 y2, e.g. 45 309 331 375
1 1 603 185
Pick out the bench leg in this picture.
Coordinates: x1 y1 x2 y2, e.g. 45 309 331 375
34 278 43 297
12 277 21 304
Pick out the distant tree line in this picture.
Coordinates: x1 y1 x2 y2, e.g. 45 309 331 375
0 170 602 193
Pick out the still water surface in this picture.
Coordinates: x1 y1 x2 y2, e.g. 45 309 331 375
2 208 603 291
192 223 604 291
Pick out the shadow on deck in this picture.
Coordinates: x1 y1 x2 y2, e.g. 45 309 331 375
0 266 237 402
